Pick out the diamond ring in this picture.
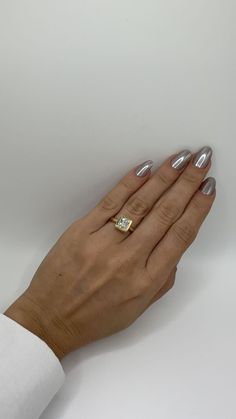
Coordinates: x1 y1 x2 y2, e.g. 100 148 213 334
110 216 135 233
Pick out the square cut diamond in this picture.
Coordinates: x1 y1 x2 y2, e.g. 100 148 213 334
115 216 132 232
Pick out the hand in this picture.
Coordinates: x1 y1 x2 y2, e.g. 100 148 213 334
5 147 216 360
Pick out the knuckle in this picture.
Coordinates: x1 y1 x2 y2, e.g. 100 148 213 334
99 195 120 212
172 221 197 245
125 196 149 217
136 276 151 296
181 171 200 185
120 179 132 193
156 170 172 186
102 256 119 278
107 250 132 274
78 243 95 265
191 197 206 212
154 199 180 226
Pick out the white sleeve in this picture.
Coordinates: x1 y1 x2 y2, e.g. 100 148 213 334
0 313 65 419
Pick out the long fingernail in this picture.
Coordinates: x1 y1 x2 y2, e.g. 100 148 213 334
200 177 216 195
171 150 192 170
193 146 213 168
135 160 153 177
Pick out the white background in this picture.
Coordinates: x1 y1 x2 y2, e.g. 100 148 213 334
0 1 236 418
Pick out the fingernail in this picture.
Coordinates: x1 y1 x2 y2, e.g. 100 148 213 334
135 160 153 177
171 150 192 170
200 177 216 195
193 146 213 169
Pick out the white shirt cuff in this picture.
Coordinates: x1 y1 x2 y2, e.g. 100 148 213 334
0 313 65 419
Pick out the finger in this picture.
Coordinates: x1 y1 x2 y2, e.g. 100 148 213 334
127 146 213 255
96 149 192 242
147 177 216 279
83 160 153 232
147 266 177 307
102 149 192 239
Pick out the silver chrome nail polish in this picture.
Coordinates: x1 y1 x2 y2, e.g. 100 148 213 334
135 160 153 177
200 177 216 195
193 146 213 169
171 150 192 170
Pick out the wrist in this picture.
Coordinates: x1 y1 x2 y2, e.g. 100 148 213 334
4 293 66 360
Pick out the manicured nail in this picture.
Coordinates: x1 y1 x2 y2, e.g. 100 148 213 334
193 146 212 169
171 150 192 170
200 177 216 195
135 160 153 177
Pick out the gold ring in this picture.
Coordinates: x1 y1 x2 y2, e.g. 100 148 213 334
110 216 135 233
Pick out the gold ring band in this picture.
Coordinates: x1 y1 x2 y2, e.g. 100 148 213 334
110 216 135 233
